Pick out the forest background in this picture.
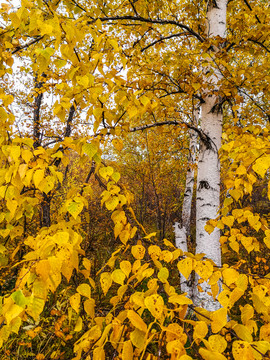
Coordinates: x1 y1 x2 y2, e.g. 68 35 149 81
0 0 270 359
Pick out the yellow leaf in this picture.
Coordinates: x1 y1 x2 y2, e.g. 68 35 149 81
144 294 164 319
233 324 253 343
208 335 227 353
82 142 98 158
160 250 173 262
66 197 84 219
165 323 186 342
177 258 193 280
99 166 114 180
131 245 145 260
119 229 130 244
232 341 254 360
247 215 261 232
229 189 242 201
195 260 213 281
74 316 82 332
241 304 254 325
70 293 81 314
112 138 123 151
35 260 51 281
84 298 95 318
235 165 247 175
87 325 102 341
168 294 193 305
93 347 105 360
193 321 208 340
112 171 121 182
26 296 45 321
120 261 131 278
111 269 126 285
122 340 133 360
222 268 239 286
251 341 270 358
144 232 157 239
166 340 186 357
118 284 128 299
130 292 145 308
222 216 234 228
128 106 138 119
130 328 146 349
230 288 244 306
105 196 119 211
211 308 227 333
38 176 55 194
158 267 169 282
4 302 24 325
33 169 44 188
76 75 89 88
77 283 91 299
127 310 147 332
100 272 112 295
236 274 248 291
199 348 227 360
232 209 244 218
10 146 20 162
252 155 270 178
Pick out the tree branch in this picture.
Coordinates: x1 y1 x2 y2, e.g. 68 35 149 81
12 36 44 54
141 32 186 52
248 38 270 53
88 15 204 42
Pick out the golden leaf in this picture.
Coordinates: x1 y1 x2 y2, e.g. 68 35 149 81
111 269 126 285
100 272 112 295
158 267 169 282
199 348 227 360
112 138 123 151
144 294 164 319
208 335 227 353
127 310 147 332
211 308 227 333
232 341 254 360
177 258 193 280
168 294 193 305
122 340 133 360
70 293 81 314
84 299 95 318
93 347 105 360
77 283 91 299
193 321 208 340
74 316 83 332
131 245 145 260
130 328 146 349
33 169 44 188
233 324 253 343
120 261 132 278
222 268 239 286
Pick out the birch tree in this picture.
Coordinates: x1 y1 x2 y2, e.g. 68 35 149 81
194 0 227 310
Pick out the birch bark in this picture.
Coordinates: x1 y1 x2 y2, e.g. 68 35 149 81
175 105 199 297
194 0 227 310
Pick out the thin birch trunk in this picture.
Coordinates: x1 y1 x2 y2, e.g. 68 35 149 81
175 104 199 297
194 0 227 311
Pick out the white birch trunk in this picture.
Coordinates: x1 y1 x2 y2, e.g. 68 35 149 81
175 106 199 298
194 0 227 311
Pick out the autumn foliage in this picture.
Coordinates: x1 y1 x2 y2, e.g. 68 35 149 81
0 0 270 359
